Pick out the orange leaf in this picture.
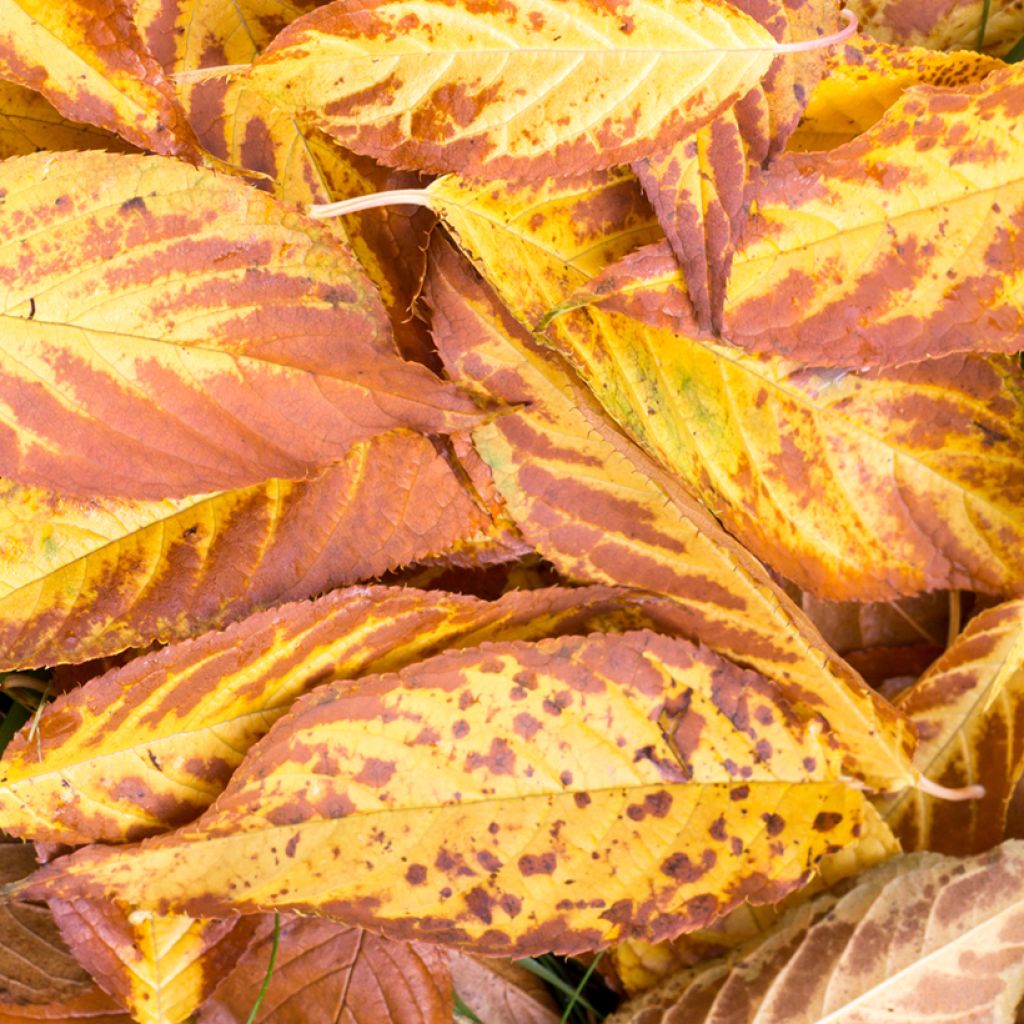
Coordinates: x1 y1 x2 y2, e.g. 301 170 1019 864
0 0 199 157
0 150 482 500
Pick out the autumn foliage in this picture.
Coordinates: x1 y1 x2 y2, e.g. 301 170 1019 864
0 0 1022 1021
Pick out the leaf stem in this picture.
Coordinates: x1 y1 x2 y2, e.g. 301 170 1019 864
308 190 436 218
771 8 857 53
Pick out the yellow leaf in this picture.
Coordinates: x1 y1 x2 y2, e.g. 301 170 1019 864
725 62 1024 366
0 584 684 843
50 902 256 1024
0 0 199 157
244 0 776 179
0 432 489 671
428 241 915 791
879 599 1024 855
788 37 1001 152
15 631 869 955
0 150 482 500
554 256 1024 601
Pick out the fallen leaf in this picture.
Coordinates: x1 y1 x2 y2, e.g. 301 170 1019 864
428 239 915 790
245 0 776 179
0 431 490 670
51 901 257 1024
198 916 452 1023
606 841 1024 1022
551 261 1024 600
0 583 695 843
788 37 1001 152
0 150 482 500
14 631 870 955
0 0 199 157
848 0 1024 54
0 989 131 1023
879 598 1024 855
449 953 560 1024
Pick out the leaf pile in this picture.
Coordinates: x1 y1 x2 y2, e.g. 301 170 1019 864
0 0 1022 1022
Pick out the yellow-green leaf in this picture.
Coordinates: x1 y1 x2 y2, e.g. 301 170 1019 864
244 0 776 179
14 631 870 955
0 150 482 500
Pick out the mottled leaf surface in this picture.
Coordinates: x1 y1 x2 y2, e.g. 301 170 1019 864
0 431 488 670
0 150 481 500
788 38 1001 152
16 631 870 955
198 916 452 1023
725 63 1024 366
0 0 198 156
557 256 1024 600
879 599 1024 855
848 0 1024 53
51 902 257 1024
246 0 776 179
0 584 692 844
429 241 915 790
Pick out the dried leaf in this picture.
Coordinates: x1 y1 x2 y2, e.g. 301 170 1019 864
788 38 1001 152
879 599 1024 855
0 431 489 670
553 262 1024 600
198 916 452 1023
0 584 692 844
848 0 1024 54
0 0 199 157
449 953 560 1024
0 989 131 1023
428 240 915 790
51 901 257 1024
0 150 482 500
245 0 776 179
724 62 1024 367
16 631 870 954
0 81 137 159
607 841 1024 1023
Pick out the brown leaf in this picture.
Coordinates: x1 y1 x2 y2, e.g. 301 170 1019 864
428 239 916 791
0 0 199 157
0 150 483 501
198 916 452 1023
0 989 131 1023
449 953 560 1024
0 583 695 844
51 901 258 1024
848 0 1024 54
0 431 490 670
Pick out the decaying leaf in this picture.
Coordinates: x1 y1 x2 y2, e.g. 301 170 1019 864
429 239 916 790
198 916 452 1023
449 953 560 1024
848 0 1024 54
788 37 1001 152
244 0 777 179
607 841 1024 1023
0 150 482 500
50 901 257 1024
0 989 131 1023
0 583 697 844
551 264 1024 600
0 0 199 157
879 598 1024 855
0 431 490 670
14 631 871 954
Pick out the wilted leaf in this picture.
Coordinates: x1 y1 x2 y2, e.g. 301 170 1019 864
0 80 137 159
0 150 482 500
848 0 1024 53
609 841 1024 1022
879 599 1024 855
50 901 257 1024
0 584 692 844
788 38 1001 152
244 0 776 179
724 62 1024 366
553 262 1024 600
0 431 489 670
0 990 131 1023
14 631 871 954
449 953 560 1024
198 916 452 1023
429 240 915 790
0 0 199 156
